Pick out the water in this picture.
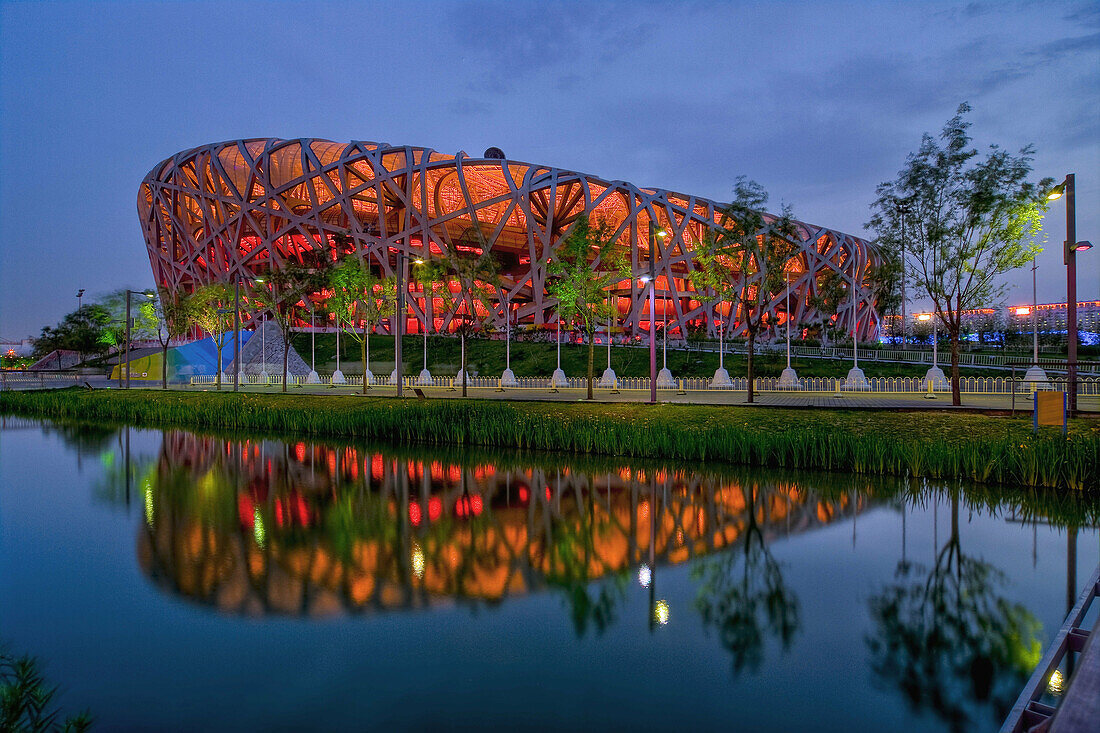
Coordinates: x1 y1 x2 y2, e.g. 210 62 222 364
1 419 1097 732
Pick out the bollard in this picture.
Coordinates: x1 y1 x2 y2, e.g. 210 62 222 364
610 378 620 395
677 378 686 395
496 378 504 392
924 378 937 399
449 378 456 392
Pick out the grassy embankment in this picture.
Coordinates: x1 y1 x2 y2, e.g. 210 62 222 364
2 388 1097 490
293 333 997 380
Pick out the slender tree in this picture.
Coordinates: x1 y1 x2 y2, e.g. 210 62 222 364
545 216 630 400
808 269 848 347
189 284 235 390
147 287 193 389
687 229 741 382
421 231 502 397
250 262 330 392
868 103 1051 405
329 259 397 394
718 178 799 403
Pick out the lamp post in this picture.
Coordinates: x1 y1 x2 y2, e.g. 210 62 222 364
394 248 405 397
501 291 518 387
779 268 799 387
233 278 240 392
894 199 910 346
123 289 154 389
1047 175 1092 415
646 221 668 404
412 258 430 385
1023 263 1048 386
918 312 945 389
76 289 85 312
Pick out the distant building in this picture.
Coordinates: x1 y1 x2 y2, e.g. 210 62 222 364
881 301 1100 343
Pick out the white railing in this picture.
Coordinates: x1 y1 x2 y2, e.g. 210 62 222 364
0 372 86 390
187 372 1100 395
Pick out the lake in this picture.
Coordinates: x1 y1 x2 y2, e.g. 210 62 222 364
1 418 1096 732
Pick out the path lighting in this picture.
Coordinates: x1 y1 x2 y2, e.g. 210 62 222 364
123 290 155 389
647 222 668 405
1047 174 1091 414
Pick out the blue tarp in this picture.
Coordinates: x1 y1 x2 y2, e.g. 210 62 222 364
172 331 253 376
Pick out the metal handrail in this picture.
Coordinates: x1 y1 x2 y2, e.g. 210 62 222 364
1001 564 1100 733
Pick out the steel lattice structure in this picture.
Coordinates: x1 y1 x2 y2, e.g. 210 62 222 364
139 138 881 340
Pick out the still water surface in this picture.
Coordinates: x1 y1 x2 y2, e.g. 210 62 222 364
1 419 1098 732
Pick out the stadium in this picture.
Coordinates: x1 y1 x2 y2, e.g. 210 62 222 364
138 138 882 342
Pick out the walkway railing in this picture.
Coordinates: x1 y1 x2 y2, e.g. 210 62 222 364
187 373 1100 395
0 371 86 390
1002 564 1100 732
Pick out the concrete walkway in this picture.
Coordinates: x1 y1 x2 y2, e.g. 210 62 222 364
184 382 1100 413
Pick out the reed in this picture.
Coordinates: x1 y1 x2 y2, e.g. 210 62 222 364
2 388 1097 491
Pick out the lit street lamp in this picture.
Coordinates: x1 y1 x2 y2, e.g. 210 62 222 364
1047 174 1092 414
412 258 431 385
646 221 668 405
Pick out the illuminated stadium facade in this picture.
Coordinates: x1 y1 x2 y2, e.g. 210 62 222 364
138 138 882 341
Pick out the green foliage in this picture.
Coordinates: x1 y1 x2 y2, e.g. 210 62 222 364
546 216 629 337
188 284 235 388
1 647 92 732
32 306 112 360
868 103 1053 403
328 259 397 340
3 389 1097 491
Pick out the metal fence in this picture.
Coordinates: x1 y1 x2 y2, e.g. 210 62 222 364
187 372 1100 395
0 371 87 390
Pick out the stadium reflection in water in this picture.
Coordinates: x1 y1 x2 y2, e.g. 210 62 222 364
136 430 863 621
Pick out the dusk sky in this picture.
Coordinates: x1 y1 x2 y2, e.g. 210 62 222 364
1 0 1096 340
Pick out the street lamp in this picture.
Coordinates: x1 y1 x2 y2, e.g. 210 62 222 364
501 291 518 387
779 266 799 387
1023 263 1049 387
76 289 85 312
412 258 431 385
917 312 945 389
123 289 154 389
1047 174 1092 414
647 221 668 405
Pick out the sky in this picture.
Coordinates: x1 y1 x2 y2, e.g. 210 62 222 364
1 0 1097 340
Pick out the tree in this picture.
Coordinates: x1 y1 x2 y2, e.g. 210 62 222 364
866 495 1042 732
808 269 848 346
692 481 800 676
32 305 111 362
545 216 629 400
328 259 397 394
144 288 192 389
1 647 92 732
420 230 502 397
250 263 330 392
868 103 1051 405
687 229 741 384
718 178 800 403
189 284 235 390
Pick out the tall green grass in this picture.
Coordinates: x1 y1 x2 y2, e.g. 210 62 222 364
2 388 1097 490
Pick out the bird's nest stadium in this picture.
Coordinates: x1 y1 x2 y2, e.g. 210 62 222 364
138 138 881 341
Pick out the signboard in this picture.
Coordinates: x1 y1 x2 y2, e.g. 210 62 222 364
1034 391 1067 435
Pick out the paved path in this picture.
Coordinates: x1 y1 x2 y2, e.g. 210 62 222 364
182 382 1100 413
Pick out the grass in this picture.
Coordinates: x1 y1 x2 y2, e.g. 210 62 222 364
3 388 1098 491
291 333 998 379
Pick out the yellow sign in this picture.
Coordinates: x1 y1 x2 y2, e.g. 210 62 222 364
1036 391 1065 427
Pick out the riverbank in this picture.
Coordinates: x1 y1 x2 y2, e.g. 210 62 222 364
2 388 1097 490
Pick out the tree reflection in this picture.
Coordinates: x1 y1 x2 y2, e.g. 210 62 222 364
692 481 800 676
866 494 1042 733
